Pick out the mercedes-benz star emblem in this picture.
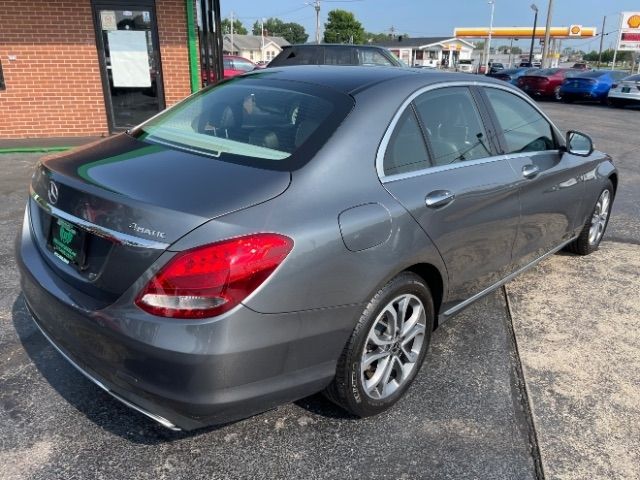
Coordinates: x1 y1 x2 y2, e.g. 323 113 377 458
48 181 59 205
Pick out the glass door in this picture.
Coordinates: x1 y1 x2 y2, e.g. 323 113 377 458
93 2 164 131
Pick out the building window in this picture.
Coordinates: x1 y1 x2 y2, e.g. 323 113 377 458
0 59 5 90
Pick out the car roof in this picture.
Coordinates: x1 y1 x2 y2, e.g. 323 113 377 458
243 65 500 95
283 44 388 50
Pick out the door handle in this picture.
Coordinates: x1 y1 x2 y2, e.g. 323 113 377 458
522 164 540 179
425 190 455 208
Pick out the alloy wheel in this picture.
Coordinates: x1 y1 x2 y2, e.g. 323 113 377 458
588 189 611 245
360 294 426 400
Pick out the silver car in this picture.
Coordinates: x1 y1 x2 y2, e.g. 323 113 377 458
608 73 640 108
17 66 617 431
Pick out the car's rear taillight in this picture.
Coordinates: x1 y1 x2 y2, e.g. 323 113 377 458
136 233 293 319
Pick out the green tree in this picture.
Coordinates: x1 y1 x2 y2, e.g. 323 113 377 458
323 9 365 44
364 32 410 43
251 18 308 43
221 18 247 35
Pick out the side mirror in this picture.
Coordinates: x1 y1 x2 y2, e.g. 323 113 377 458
566 130 594 157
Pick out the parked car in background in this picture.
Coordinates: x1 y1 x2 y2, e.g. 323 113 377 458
518 60 542 68
201 55 259 83
487 67 538 85
560 70 630 104
571 62 590 70
487 62 505 74
17 66 617 431
456 59 474 73
607 73 640 108
267 44 404 68
517 68 579 100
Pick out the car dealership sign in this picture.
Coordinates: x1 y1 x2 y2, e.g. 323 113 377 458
617 12 640 51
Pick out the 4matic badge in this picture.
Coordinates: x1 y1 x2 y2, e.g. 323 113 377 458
128 222 167 239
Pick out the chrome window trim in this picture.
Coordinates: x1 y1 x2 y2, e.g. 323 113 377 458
376 80 565 183
30 189 170 250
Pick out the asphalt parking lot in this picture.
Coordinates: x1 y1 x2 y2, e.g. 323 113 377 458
0 102 638 479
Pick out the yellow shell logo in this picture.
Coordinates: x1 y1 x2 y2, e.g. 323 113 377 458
628 15 640 29
571 25 581 34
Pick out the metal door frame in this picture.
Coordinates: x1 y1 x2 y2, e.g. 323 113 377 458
90 0 166 132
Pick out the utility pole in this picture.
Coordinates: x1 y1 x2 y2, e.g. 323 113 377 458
230 10 234 55
612 13 623 70
508 37 514 67
484 0 495 74
529 4 538 64
541 0 554 68
261 17 265 62
597 16 606 69
389 25 396 39
314 0 321 44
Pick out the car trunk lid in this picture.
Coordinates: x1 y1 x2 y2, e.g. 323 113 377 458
29 134 291 302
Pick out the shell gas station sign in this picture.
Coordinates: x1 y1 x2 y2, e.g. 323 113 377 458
454 26 597 39
618 12 640 51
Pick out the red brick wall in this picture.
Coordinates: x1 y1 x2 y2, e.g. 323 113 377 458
0 0 108 139
0 0 193 139
156 0 193 106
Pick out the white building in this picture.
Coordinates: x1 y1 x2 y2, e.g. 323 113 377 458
372 36 476 68
223 34 289 63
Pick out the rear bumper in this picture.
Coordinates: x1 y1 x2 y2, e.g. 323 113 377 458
16 208 360 430
608 91 640 102
560 89 606 100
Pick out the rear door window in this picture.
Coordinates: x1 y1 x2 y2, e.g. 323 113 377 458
357 49 396 66
383 108 430 175
484 88 556 154
413 87 492 166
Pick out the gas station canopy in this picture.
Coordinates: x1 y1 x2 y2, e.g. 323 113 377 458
454 26 597 39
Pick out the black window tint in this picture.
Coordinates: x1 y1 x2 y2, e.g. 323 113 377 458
383 108 430 175
485 88 555 154
414 87 491 166
270 47 318 66
324 48 356 65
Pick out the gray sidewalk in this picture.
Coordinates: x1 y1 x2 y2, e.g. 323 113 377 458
506 243 640 480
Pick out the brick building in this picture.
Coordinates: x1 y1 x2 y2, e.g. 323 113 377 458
0 0 199 139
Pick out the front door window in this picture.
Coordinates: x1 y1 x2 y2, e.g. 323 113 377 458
94 5 164 131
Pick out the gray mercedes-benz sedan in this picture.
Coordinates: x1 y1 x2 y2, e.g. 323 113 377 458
16 66 617 431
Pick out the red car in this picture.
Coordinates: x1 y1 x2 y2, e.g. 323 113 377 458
517 68 578 100
202 55 259 84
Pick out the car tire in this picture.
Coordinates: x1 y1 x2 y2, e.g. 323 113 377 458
562 97 574 104
324 272 434 417
609 99 626 109
566 180 614 256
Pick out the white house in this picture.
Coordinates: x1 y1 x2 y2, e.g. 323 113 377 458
372 37 476 68
223 34 289 63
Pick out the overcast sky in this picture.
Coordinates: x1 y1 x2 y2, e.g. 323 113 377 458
222 0 640 51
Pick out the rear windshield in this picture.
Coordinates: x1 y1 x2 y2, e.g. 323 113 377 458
131 78 354 168
625 74 640 81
